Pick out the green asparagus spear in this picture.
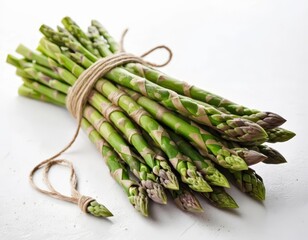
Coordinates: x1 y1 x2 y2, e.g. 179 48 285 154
88 90 179 190
89 19 285 130
167 130 230 188
266 127 296 143
170 186 204 213
124 63 285 129
81 118 149 216
138 128 204 213
10 69 168 204
200 186 238 209
120 86 249 171
14 44 179 192
18 84 64 106
36 38 211 193
39 20 268 144
228 168 266 201
193 125 268 166
251 145 287 164
84 106 168 204
17 85 149 216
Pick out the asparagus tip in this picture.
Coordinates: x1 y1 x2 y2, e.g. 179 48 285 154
225 118 268 143
129 187 149 217
184 172 213 193
267 128 296 143
174 189 204 213
237 149 268 166
141 180 168 204
260 145 287 164
259 112 286 129
217 149 249 171
201 188 239 209
209 170 231 188
158 169 179 190
87 200 113 218
250 183 266 201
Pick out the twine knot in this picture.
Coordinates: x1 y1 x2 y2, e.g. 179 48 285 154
78 195 95 213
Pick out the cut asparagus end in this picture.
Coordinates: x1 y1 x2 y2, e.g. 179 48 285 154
234 148 268 166
141 180 167 204
87 200 113 217
259 145 287 164
216 149 248 171
6 54 28 68
222 118 268 143
158 169 179 190
201 187 239 209
267 128 296 143
205 167 230 188
183 170 213 193
172 189 204 213
128 186 149 217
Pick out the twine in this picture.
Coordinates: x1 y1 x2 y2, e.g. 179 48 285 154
29 30 172 213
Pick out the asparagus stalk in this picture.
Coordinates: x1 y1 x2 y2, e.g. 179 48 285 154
87 90 179 191
201 128 284 165
18 84 64 106
89 19 285 131
167 130 230 188
14 45 179 192
93 81 212 193
120 86 249 171
19 74 237 211
81 118 149 216
10 69 168 204
200 186 239 209
15 53 255 178
87 105 165 204
17 85 149 216
124 63 285 129
21 77 67 104
193 124 268 166
140 128 204 213
37 38 211 193
165 131 239 208
90 20 296 144
23 68 70 93
7 16 296 218
39 20 268 144
19 61 168 203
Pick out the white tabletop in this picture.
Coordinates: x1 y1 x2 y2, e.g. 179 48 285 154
1 0 307 239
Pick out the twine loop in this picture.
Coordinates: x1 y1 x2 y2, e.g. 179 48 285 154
29 158 93 213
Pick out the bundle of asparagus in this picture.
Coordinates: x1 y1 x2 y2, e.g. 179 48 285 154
7 17 295 218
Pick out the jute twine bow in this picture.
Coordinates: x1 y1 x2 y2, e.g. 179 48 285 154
29 29 173 214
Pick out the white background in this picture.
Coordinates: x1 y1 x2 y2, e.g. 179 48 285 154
1 0 307 239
